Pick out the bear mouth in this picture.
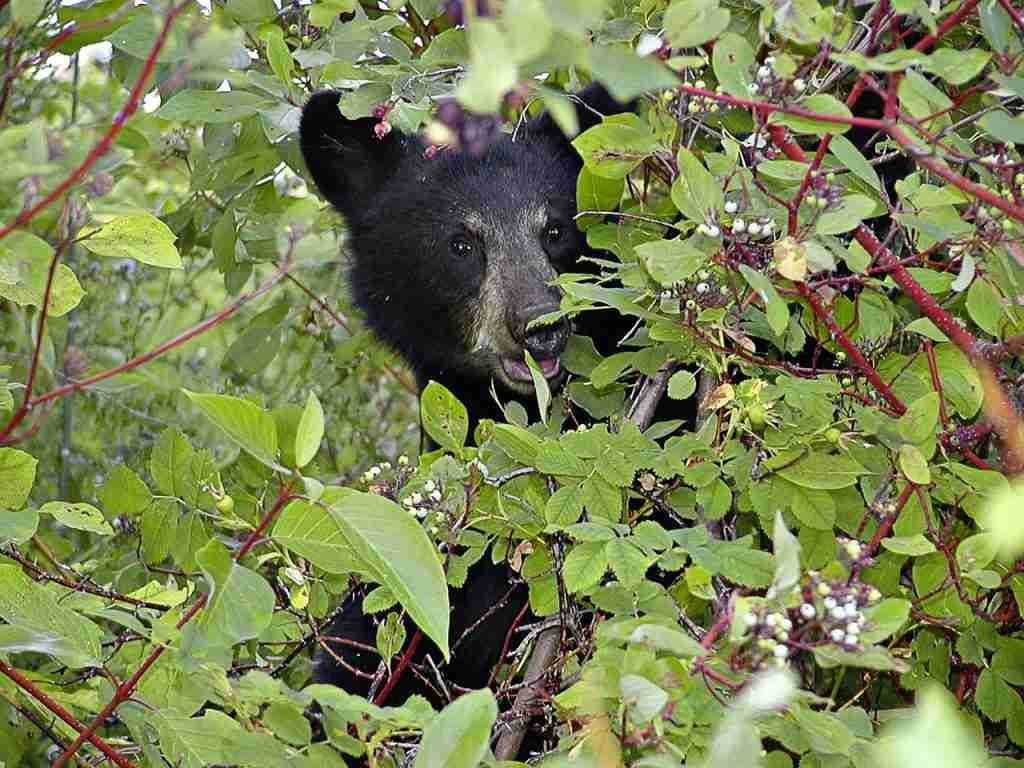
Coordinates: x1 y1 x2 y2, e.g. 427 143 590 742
499 355 562 386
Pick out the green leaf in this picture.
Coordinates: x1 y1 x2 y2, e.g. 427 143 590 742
812 645 908 672
775 95 853 135
667 370 697 400
294 391 324 469
563 541 609 593
588 45 679 102
739 264 788 336
993 641 1024 686
771 511 801 597
882 534 935 556
0 507 38 543
79 213 182 269
572 115 658 179
712 32 755 98
626 624 707 657
829 134 882 192
421 381 469 454
636 238 707 286
0 564 102 668
97 465 152 516
195 538 275 646
327 490 450 659
715 542 775 588
921 49 991 85
956 532 998 572
816 195 877 235
776 451 868 490
979 110 1024 144
607 538 650 587
182 390 279 466
860 598 911 644
966 278 1003 336
156 89 274 124
413 689 497 768
11 0 44 24
266 34 294 85
576 166 624 223
525 351 552 426
899 443 931 484
272 498 361 574
898 392 940 444
664 0 730 48
791 705 855 755
545 484 585 528
977 668 1015 722
39 501 114 536
0 447 37 509
0 232 85 316
672 148 724 223
149 427 198 501
456 19 517 112
621 674 669 723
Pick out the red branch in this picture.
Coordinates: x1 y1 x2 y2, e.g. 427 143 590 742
1 266 288 443
0 1 190 242
996 0 1024 34
0 660 137 768
373 629 424 705
677 84 886 130
52 483 295 768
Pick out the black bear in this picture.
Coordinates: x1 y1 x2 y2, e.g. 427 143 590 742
299 84 631 729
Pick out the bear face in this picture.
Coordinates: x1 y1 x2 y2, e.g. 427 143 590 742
299 86 629 423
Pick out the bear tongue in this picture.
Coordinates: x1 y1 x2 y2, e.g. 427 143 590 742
502 356 560 381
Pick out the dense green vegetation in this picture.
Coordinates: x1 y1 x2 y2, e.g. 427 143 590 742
1 0 1024 765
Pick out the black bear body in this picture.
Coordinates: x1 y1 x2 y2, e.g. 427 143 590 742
301 85 629 432
299 85 631 715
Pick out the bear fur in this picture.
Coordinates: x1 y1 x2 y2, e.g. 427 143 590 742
299 85 632 716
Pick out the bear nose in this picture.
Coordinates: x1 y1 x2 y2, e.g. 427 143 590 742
516 303 570 359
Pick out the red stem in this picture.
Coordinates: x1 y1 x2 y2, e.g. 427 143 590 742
796 283 907 415
0 266 288 443
995 0 1024 33
677 84 886 129
53 483 295 767
0 1 190 242
0 660 137 768
372 629 424 705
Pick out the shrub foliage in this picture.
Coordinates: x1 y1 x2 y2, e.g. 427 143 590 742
1 0 1024 766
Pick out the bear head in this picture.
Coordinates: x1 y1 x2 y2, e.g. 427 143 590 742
299 85 629 421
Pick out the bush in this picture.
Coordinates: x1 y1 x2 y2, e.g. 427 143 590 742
1 0 1023 766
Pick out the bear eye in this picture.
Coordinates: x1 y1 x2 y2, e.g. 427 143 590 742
544 224 562 243
449 234 475 257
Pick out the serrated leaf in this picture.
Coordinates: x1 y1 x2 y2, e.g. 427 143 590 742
563 541 609 593
621 674 669 723
715 542 775 588
776 451 868 490
791 705 855 755
607 538 650 587
80 213 182 269
545 484 585 528
977 668 1015 722
97 465 151 516
294 391 324 469
183 390 278 466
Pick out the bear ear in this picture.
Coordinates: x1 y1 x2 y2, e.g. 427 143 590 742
527 82 636 140
299 91 408 218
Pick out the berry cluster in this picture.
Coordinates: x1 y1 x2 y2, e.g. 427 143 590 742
739 571 882 670
424 101 502 156
724 199 776 240
804 171 842 211
747 57 806 100
361 458 452 546
661 267 732 315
